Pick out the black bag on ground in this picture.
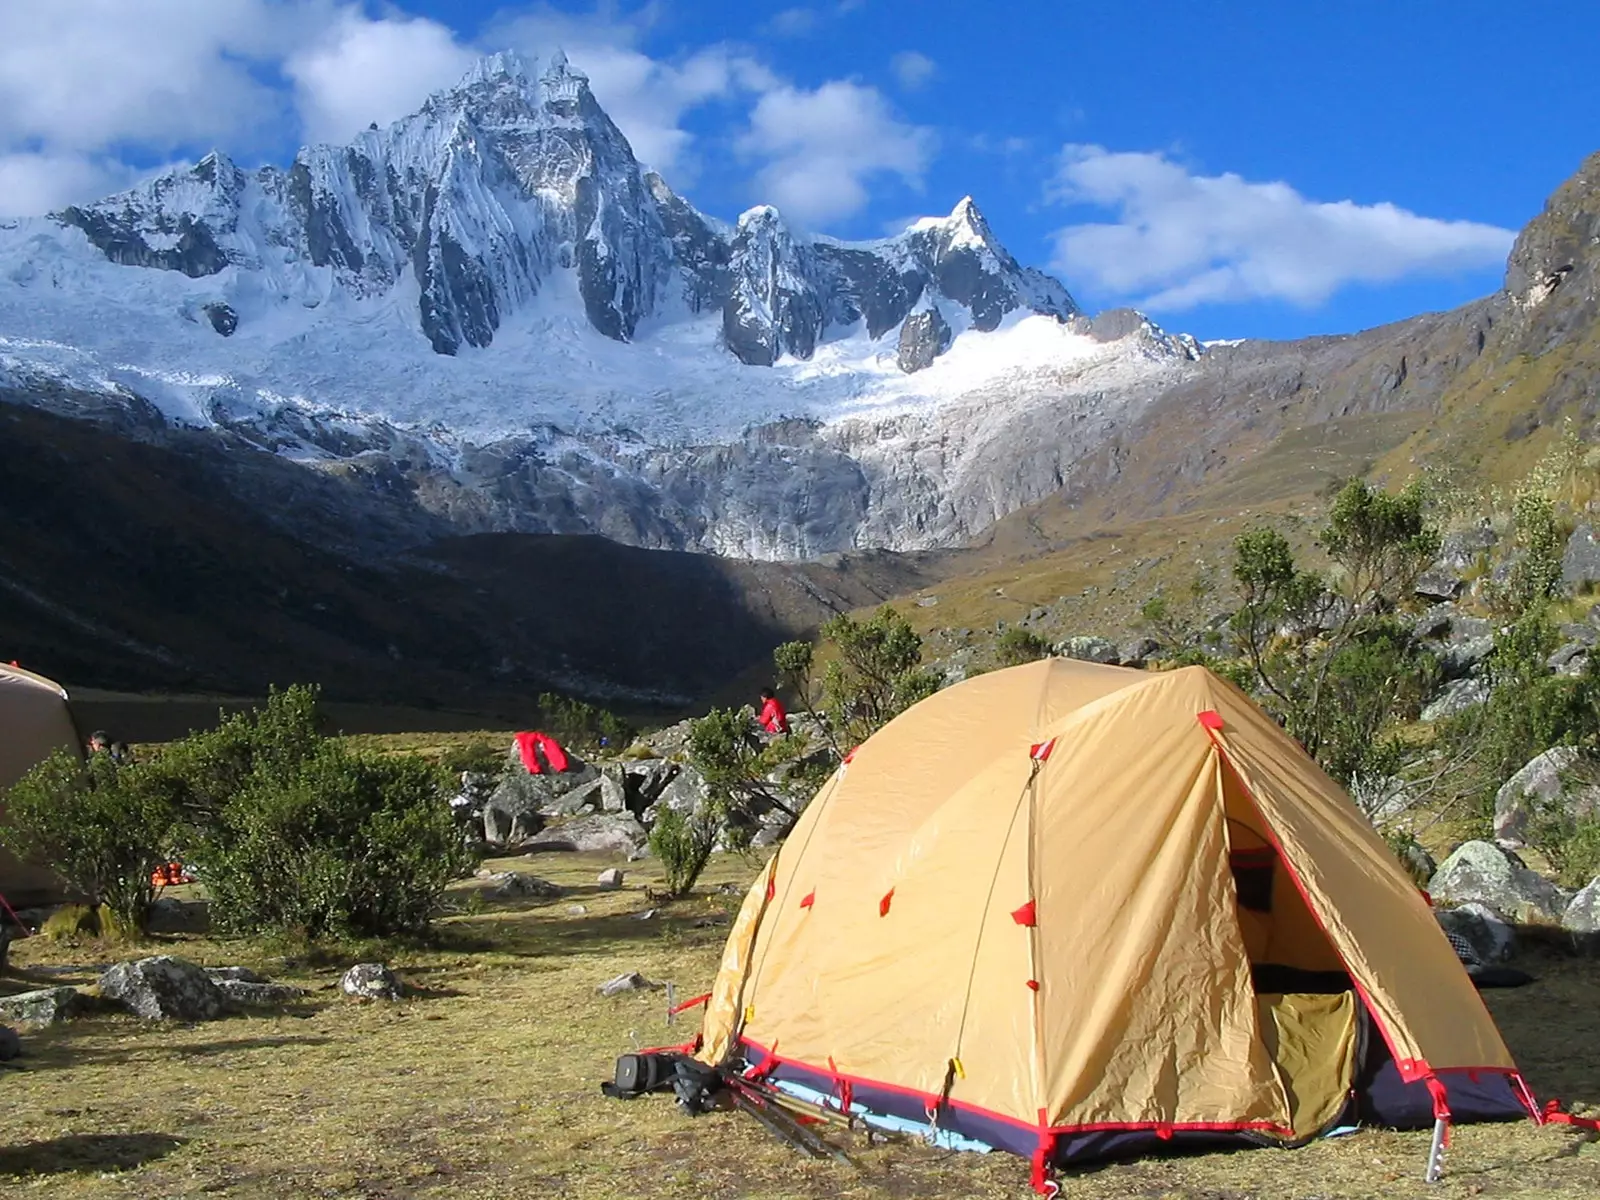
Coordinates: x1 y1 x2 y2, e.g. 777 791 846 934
671 1056 724 1116
602 1051 682 1099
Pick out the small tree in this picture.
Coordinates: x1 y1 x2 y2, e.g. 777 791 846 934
818 607 940 748
3 750 178 933
1230 480 1440 786
535 693 636 753
996 627 1051 667
649 804 724 897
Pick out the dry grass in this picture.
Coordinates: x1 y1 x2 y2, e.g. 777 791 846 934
0 854 1597 1199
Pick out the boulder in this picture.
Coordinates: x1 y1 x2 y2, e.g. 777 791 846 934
1559 622 1599 647
648 765 711 820
1428 841 1571 922
597 769 630 814
203 966 265 984
1413 604 1457 641
483 744 602 845
1392 836 1436 884
99 955 226 1021
482 871 564 899
1560 877 1600 934
1420 678 1489 722
1437 902 1517 964
1414 568 1463 601
342 963 403 1001
216 980 306 1007
1117 637 1161 667
1561 524 1600 589
1438 526 1498 571
525 813 649 855
1350 775 1416 823
1436 633 1494 680
642 718 696 760
483 803 541 848
596 868 624 891
0 986 88 1026
597 971 661 997
1055 636 1120 665
1549 643 1590 677
1493 747 1600 846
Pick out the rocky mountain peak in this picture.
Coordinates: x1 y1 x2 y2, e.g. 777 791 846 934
1505 149 1600 322
23 48 1084 380
458 49 537 90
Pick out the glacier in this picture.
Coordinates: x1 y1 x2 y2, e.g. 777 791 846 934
0 49 1206 559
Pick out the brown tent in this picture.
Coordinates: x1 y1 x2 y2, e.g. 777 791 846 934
697 658 1539 1181
0 663 81 905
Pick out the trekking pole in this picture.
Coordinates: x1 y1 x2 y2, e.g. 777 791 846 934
666 981 675 1026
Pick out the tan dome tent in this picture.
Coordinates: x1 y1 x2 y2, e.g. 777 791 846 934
0 663 82 905
695 659 1544 1185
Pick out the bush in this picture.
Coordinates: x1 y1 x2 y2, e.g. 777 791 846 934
535 693 636 754
145 684 325 828
996 627 1051 667
192 743 467 939
439 738 506 777
2 749 178 932
649 805 721 897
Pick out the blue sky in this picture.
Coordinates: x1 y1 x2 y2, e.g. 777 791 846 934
2 1 1595 342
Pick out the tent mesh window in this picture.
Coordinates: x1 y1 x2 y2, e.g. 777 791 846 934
1230 847 1276 913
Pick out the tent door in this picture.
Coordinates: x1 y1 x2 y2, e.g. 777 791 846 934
1256 991 1359 1142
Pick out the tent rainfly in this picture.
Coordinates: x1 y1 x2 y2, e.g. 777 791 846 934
692 658 1574 1186
0 663 81 905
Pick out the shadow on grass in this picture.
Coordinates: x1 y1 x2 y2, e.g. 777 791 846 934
1484 932 1600 1111
22 1034 336 1071
0 1132 187 1176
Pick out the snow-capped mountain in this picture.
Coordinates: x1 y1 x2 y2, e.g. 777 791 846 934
0 50 1205 558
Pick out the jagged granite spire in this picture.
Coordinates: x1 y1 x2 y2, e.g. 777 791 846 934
45 50 1077 370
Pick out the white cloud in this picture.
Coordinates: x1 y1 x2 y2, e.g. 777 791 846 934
285 9 476 145
890 51 936 91
738 81 934 227
1048 144 1515 310
0 153 135 218
767 8 819 37
0 0 318 155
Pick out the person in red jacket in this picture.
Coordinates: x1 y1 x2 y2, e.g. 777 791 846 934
757 687 789 735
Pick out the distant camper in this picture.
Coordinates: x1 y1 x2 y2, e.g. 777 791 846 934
758 687 789 735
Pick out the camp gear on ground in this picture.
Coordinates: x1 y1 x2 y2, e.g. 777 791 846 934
514 731 570 774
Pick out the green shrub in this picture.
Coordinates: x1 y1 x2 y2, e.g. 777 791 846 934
2 749 178 932
192 743 466 939
996 627 1051 667
534 693 636 753
1522 781 1600 888
648 805 721 897
145 684 324 827
439 738 506 777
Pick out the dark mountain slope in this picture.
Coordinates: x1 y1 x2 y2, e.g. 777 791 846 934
0 403 932 710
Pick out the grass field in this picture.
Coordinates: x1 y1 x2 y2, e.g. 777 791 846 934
1 852 1597 1200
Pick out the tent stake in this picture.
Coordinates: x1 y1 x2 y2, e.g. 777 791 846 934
1424 1117 1447 1182
666 981 676 1026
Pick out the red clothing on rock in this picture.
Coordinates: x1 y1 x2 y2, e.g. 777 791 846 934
758 696 789 734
